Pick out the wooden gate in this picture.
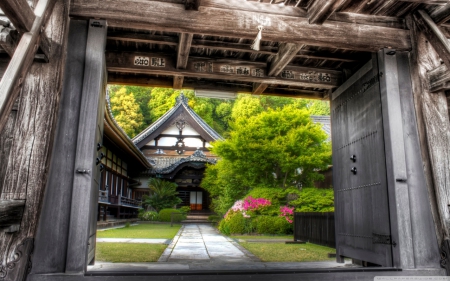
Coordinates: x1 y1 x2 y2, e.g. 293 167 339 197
331 56 393 266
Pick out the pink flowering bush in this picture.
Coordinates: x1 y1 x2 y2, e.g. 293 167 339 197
279 205 294 224
243 196 271 211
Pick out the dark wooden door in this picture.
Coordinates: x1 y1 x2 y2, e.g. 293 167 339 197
331 56 393 266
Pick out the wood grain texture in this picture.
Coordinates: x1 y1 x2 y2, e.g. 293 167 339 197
0 0 69 272
106 51 342 89
173 75 184 89
414 10 450 69
430 3 450 25
70 0 411 51
308 0 346 25
408 14 450 245
428 64 450 92
176 33 193 69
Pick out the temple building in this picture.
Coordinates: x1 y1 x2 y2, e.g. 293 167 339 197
132 93 223 211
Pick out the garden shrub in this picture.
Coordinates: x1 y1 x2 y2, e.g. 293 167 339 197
159 208 186 222
179 206 191 213
227 210 246 234
218 219 230 235
139 211 159 221
246 187 286 205
289 187 334 212
208 215 221 223
253 216 292 235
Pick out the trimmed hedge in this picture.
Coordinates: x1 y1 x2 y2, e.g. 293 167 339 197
138 211 159 221
159 208 186 222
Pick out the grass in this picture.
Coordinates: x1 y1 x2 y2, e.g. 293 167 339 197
95 243 167 262
231 235 294 240
97 224 181 239
238 242 335 262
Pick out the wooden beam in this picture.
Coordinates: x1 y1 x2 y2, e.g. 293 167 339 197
308 0 346 25
71 0 411 52
175 33 193 90
401 0 448 4
173 75 184 89
253 43 303 94
428 64 450 92
414 10 450 69
430 3 450 25
107 72 327 99
268 43 304 76
106 51 342 89
0 0 34 33
0 0 57 133
107 32 365 62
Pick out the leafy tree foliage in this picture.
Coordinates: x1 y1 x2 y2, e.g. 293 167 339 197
110 87 144 138
142 178 182 212
202 106 331 214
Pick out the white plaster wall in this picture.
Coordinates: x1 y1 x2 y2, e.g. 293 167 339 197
158 137 178 146
162 125 179 134
184 137 203 148
146 140 156 146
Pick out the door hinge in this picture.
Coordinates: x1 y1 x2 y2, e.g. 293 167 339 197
372 233 396 247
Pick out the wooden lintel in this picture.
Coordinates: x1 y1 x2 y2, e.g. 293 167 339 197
0 199 25 228
0 0 57 134
177 33 193 69
414 10 450 69
0 0 35 33
108 32 365 62
107 72 326 99
308 0 346 25
106 51 342 89
71 0 411 52
173 75 184 89
428 64 450 92
430 3 450 25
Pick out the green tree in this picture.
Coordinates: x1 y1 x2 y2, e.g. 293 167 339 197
110 87 144 138
202 105 331 214
142 178 182 212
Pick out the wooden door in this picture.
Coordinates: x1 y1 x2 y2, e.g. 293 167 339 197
331 56 393 266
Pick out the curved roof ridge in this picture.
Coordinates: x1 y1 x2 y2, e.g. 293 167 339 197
132 92 223 144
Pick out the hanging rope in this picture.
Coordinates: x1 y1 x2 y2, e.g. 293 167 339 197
250 25 264 51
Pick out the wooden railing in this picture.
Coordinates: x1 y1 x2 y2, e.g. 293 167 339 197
120 196 141 207
98 190 141 207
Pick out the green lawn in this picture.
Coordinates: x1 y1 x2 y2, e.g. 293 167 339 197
238 242 335 262
96 243 167 262
231 235 294 241
97 224 181 239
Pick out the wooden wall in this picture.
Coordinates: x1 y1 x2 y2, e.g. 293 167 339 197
408 15 450 248
0 0 69 279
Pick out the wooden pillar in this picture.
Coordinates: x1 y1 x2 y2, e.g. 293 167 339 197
0 0 69 280
65 19 107 273
30 19 89 274
408 14 450 270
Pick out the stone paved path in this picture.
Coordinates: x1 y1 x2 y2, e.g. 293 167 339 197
159 224 259 262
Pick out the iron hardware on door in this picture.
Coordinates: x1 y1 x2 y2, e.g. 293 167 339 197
351 167 357 174
350 155 356 162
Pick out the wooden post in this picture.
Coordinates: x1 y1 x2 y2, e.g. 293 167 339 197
0 0 69 279
65 19 107 273
408 14 450 271
30 19 89 274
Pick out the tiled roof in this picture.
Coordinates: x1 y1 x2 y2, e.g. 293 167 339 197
132 93 223 145
145 150 217 175
311 115 331 139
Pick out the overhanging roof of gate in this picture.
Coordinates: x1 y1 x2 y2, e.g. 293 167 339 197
64 0 450 100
